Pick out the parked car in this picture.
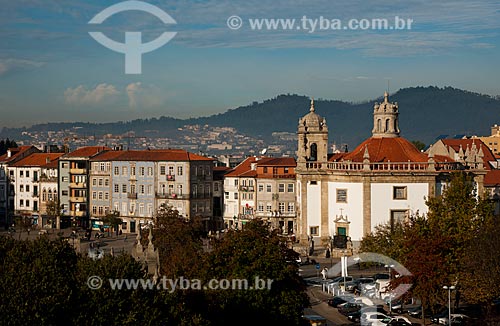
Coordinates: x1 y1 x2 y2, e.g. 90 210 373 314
435 313 470 325
430 310 449 324
384 319 413 326
372 273 390 281
338 302 364 315
327 295 353 307
360 312 390 326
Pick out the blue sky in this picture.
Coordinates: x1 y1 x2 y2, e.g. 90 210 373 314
1 0 499 127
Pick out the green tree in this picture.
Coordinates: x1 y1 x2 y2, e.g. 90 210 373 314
411 140 426 151
101 210 123 236
202 219 309 325
45 198 61 229
0 237 78 326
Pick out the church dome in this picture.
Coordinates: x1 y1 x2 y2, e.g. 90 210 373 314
299 98 327 131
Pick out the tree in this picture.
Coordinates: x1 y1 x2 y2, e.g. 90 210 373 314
45 198 61 229
101 210 123 236
361 172 494 324
411 140 426 151
201 219 309 325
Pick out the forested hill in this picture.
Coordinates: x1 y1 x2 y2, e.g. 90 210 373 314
1 86 499 147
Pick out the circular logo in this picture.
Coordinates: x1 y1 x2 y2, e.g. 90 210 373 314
87 275 103 290
227 15 243 30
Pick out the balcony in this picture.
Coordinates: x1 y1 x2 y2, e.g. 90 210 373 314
167 174 175 181
70 196 86 203
70 168 86 174
70 182 87 188
155 192 187 200
127 192 138 199
239 186 255 192
69 210 85 217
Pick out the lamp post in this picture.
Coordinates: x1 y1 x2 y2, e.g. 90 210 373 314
385 264 395 314
443 285 456 326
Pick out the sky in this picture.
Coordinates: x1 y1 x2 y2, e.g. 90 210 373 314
1 0 500 128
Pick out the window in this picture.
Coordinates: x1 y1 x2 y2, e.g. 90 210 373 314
20 185 24 192
278 184 285 192
140 185 145 194
266 204 272 212
148 167 153 175
100 163 105 171
147 185 152 195
248 193 253 200
114 184 119 193
26 200 30 207
266 184 271 192
391 210 408 228
104 178 109 186
310 180 317 185
129 166 135 176
104 192 109 200
225 192 229 200
263 167 268 173
122 184 127 193
234 192 238 200
258 184 263 192
98 178 103 186
284 167 289 173
62 176 68 182
92 192 97 200
336 189 347 203
278 202 285 212
310 226 319 236
122 167 127 175
287 183 294 193
114 167 119 175
234 179 238 186
393 186 407 200
258 203 264 212
160 165 166 175
177 166 183 176
287 202 294 212
92 178 97 186
214 183 219 192
242 193 246 200
98 206 103 215
62 190 68 196
20 199 24 207
26 171 30 178
92 206 97 215
62 162 68 168
98 192 103 200
140 167 145 176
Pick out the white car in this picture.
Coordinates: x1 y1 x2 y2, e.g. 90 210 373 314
437 313 469 325
360 312 390 326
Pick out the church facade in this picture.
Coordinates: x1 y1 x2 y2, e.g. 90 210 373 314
295 93 486 248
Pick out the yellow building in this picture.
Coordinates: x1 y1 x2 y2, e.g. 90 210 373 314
477 124 500 155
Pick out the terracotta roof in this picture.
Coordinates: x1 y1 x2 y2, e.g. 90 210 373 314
224 157 260 177
332 137 427 163
11 153 64 167
256 157 296 167
90 149 212 162
484 170 500 186
0 146 39 164
441 139 495 167
64 146 111 158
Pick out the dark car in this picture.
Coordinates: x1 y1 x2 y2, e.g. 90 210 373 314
338 302 363 315
386 320 413 326
372 273 390 281
327 296 352 308
430 310 448 324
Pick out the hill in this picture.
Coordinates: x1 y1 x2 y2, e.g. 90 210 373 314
1 86 499 148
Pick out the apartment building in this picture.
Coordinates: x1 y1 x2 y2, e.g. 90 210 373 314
58 146 111 228
8 153 63 226
89 149 213 233
0 146 40 225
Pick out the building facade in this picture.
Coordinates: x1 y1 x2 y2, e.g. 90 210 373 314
295 95 486 249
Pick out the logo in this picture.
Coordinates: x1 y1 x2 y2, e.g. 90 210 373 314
88 1 177 74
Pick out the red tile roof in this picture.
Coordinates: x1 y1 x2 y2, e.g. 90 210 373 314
485 170 500 186
441 139 495 165
90 149 212 162
0 146 39 164
332 137 427 163
224 157 260 177
65 146 111 158
10 153 64 167
256 157 297 167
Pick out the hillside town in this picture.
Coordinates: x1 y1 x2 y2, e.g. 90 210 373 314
2 93 500 254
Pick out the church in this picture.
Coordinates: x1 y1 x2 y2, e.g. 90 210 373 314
295 92 486 249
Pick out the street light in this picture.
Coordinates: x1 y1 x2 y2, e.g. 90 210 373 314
443 285 456 326
385 264 395 314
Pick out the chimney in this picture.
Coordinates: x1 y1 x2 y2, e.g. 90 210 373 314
7 150 11 158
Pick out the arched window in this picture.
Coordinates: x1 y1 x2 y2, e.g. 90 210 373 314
310 143 318 161
377 119 382 132
48 189 52 201
42 188 47 202
385 119 390 132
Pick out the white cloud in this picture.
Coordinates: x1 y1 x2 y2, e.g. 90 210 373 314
64 83 119 105
0 58 44 75
125 82 170 108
